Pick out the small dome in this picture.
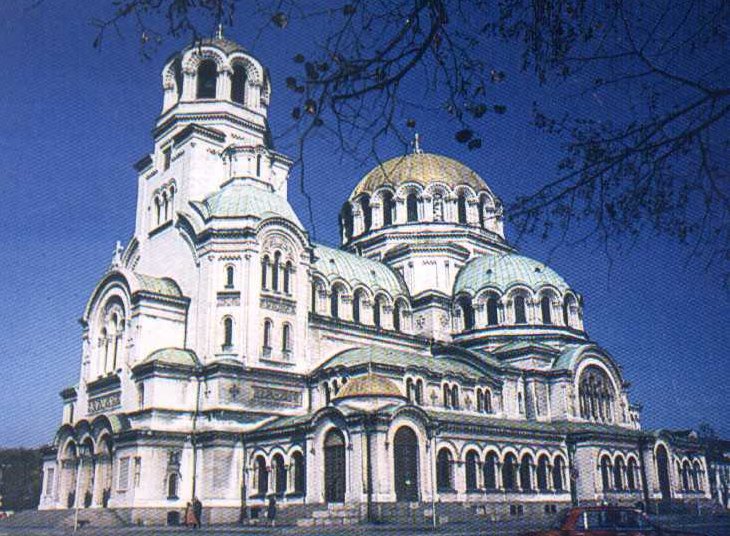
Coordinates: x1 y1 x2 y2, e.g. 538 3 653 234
182 36 247 55
334 373 403 400
190 181 302 226
351 152 489 199
455 253 570 295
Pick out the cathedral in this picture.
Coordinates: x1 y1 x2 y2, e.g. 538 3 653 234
38 34 712 526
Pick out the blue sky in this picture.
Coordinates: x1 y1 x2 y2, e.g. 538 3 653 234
0 2 727 447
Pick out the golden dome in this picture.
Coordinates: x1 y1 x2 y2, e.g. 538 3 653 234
334 372 403 400
351 152 488 199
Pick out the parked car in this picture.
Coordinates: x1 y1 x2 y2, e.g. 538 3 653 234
522 506 706 536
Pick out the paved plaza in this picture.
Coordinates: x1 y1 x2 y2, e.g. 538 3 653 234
2 515 730 536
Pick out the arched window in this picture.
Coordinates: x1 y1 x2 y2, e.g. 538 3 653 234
483 452 498 490
578 366 616 424
682 460 691 490
553 457 565 491
415 379 424 405
261 255 269 290
432 193 444 222
520 454 533 491
502 453 518 490
478 194 488 228
486 296 499 325
600 455 612 491
457 193 467 224
283 261 292 294
225 265 235 288
436 449 453 491
540 295 552 325
272 251 281 291
614 457 625 491
537 455 549 491
393 301 404 332
360 195 372 232
443 384 451 409
406 192 419 222
137 383 145 409
692 461 702 491
255 456 268 496
406 378 414 403
483 389 493 413
196 59 218 99
514 295 527 324
292 451 305 494
282 323 291 353
263 319 272 350
162 191 169 221
167 473 179 499
465 451 480 491
352 289 363 323
230 64 247 104
373 295 383 328
340 203 354 241
256 154 262 177
154 196 161 225
223 317 233 348
451 385 459 409
563 294 577 328
457 295 475 331
172 58 184 99
323 382 331 405
627 458 638 490
311 281 321 313
476 388 483 412
330 285 341 319
382 191 394 226
272 453 286 496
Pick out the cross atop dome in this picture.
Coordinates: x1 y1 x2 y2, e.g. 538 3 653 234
412 132 423 154
215 23 224 40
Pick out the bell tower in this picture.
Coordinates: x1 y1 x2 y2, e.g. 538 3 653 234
133 30 293 240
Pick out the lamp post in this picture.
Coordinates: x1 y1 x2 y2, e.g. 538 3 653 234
0 463 10 513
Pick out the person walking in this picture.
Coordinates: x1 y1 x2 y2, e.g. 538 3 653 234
267 495 277 527
184 502 196 528
193 497 203 529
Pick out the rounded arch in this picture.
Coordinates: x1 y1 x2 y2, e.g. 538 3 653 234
393 425 420 501
227 52 264 85
455 293 476 331
502 451 519 490
323 427 347 503
464 448 481 491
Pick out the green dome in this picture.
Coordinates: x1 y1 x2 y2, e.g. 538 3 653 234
454 253 570 295
190 181 302 226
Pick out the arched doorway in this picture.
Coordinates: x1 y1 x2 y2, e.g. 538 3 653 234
394 427 419 501
656 445 671 501
324 429 346 503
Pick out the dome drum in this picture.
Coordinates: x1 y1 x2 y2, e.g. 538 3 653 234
342 152 505 245
452 253 584 334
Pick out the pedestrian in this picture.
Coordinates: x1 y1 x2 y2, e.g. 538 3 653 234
267 494 277 527
184 502 196 528
193 496 203 529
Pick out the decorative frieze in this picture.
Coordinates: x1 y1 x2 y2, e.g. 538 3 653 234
260 295 296 314
88 391 121 415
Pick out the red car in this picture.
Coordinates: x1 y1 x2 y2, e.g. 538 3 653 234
522 506 706 536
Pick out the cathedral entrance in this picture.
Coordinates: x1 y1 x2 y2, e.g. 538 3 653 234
394 427 419 502
324 429 346 503
656 445 671 501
